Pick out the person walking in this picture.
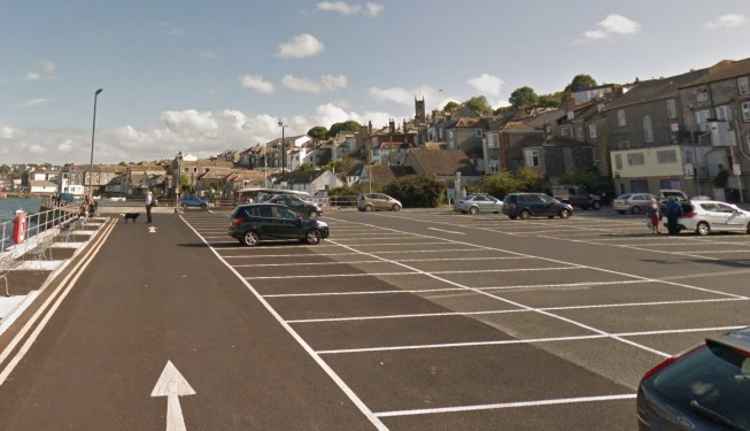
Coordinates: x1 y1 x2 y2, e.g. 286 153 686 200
145 190 154 224
647 197 661 235
664 197 683 235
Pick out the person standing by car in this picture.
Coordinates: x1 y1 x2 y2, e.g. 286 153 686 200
664 197 683 235
145 190 154 224
647 198 661 235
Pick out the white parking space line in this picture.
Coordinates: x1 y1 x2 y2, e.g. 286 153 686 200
427 227 466 235
287 297 746 324
317 323 747 355
233 260 383 267
372 394 638 417
246 271 419 280
480 280 645 291
223 252 362 259
179 216 389 431
264 287 466 298
364 213 748 300
325 231 672 359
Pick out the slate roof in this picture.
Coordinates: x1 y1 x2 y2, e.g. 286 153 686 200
605 68 710 111
679 58 750 88
407 148 480 177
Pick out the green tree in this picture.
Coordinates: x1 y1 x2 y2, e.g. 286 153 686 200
306 126 328 140
564 74 597 93
537 91 565 108
442 101 460 113
464 96 492 115
515 167 544 192
383 176 446 208
328 121 361 138
480 172 522 198
509 86 539 108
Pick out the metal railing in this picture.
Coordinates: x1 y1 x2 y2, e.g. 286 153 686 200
0 205 79 253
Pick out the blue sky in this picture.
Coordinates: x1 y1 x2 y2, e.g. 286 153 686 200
1 0 749 163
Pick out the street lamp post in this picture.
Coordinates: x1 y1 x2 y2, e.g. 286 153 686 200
278 120 287 174
175 151 183 207
88 88 103 194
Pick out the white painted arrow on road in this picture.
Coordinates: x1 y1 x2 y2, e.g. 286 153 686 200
151 360 196 431
148 226 158 234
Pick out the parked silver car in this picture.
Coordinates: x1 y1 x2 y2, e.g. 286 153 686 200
455 193 503 215
613 193 655 214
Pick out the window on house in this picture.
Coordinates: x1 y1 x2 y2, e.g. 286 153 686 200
588 123 598 139
614 154 623 170
696 88 709 103
656 150 677 164
738 76 750 96
666 99 678 119
643 115 654 144
575 126 584 140
525 150 540 167
560 126 570 137
617 110 627 127
627 152 645 166
716 105 733 122
695 109 711 131
742 102 750 122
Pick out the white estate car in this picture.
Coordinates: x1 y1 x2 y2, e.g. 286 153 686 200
678 200 750 236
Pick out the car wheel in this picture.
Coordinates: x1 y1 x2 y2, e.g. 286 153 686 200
305 230 321 245
365 205 374 212
392 204 401 212
560 208 571 219
469 206 479 215
747 222 750 234
201 204 208 210
309 211 319 220
631 206 642 215
242 231 259 247
617 210 626 215
592 201 601 210
509 215 517 220
519 210 530 220
547 215 554 219
696 222 710 236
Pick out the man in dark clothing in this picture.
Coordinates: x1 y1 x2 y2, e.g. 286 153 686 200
665 198 683 235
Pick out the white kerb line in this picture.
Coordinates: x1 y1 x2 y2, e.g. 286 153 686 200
325 222 672 359
427 227 465 235
178 216 389 431
365 213 748 301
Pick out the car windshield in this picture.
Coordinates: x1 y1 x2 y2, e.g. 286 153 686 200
616 194 632 200
650 342 750 429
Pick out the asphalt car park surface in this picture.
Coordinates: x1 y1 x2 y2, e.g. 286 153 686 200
179 207 750 430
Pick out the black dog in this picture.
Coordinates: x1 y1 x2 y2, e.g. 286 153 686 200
123 213 140 223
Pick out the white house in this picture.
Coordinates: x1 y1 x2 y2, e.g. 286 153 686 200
288 169 344 194
30 180 58 194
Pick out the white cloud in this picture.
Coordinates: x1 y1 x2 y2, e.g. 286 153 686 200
364 2 384 17
369 85 438 106
159 21 184 36
583 30 608 40
583 14 640 40
199 50 217 59
240 74 275 94
21 98 50 108
706 14 747 29
316 1 383 17
277 33 324 59
0 103 397 164
282 75 322 94
26 60 56 80
493 100 511 109
317 1 360 15
281 74 348 93
1 125 20 139
321 74 349 90
467 73 503 97
57 139 74 153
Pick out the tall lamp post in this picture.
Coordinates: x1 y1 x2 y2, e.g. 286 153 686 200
278 120 287 174
175 151 183 207
88 88 103 194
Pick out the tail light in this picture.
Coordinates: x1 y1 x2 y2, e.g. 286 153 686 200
232 217 243 226
682 211 696 218
641 345 704 383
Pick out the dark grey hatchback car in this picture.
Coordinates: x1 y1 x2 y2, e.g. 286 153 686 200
637 327 750 430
